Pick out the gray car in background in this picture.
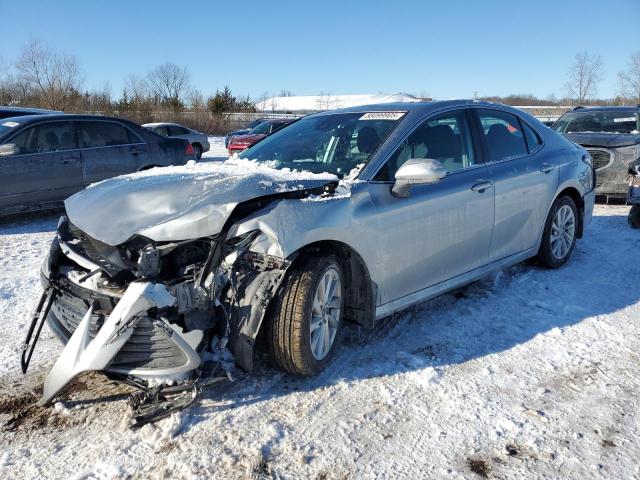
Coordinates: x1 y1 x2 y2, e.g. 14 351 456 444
0 114 193 216
31 101 596 408
143 122 210 159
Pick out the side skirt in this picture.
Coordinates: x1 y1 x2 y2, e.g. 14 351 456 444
375 246 538 320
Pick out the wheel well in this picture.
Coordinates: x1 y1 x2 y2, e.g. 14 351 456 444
556 187 584 238
294 240 376 329
139 164 159 171
192 142 202 150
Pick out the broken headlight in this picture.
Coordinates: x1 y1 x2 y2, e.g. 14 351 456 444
618 144 640 166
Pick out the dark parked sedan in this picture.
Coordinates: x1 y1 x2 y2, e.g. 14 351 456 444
0 114 194 216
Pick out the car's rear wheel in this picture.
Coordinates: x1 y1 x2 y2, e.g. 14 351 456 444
629 205 640 229
537 195 578 268
267 254 343 376
192 144 202 160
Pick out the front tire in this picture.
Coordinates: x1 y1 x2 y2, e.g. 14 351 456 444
267 254 344 376
537 195 578 268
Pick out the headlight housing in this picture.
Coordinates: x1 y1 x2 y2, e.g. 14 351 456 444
617 144 640 165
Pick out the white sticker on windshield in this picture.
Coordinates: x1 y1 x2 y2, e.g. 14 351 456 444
1 121 19 128
614 117 635 123
359 112 405 121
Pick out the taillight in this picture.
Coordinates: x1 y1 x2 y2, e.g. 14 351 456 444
185 143 194 156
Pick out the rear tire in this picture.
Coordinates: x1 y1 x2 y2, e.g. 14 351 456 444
537 195 578 268
267 254 344 376
193 144 202 160
629 205 640 229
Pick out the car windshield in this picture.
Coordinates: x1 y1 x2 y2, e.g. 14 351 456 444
552 110 639 134
250 121 278 135
0 117 23 138
239 112 405 176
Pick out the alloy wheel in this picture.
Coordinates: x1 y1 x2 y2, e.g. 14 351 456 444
309 267 342 361
550 204 576 260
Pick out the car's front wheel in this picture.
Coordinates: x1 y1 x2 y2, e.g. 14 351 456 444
267 254 344 376
537 195 578 268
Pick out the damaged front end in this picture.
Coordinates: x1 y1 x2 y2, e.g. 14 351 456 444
23 214 292 426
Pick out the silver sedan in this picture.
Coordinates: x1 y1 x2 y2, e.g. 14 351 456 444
32 101 595 407
142 122 210 159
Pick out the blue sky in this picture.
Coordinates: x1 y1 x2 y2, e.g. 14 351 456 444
1 0 638 100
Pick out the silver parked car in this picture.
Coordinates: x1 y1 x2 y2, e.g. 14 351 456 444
142 122 210 159
26 101 595 418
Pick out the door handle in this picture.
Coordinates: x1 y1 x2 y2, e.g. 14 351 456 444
60 154 79 164
540 163 554 173
471 180 494 192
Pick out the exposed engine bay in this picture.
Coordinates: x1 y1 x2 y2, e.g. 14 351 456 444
22 180 338 427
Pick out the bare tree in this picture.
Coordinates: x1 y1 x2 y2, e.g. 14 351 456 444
188 88 205 110
16 40 83 111
316 92 334 110
620 52 640 103
124 74 149 100
565 52 604 104
146 62 190 110
268 96 280 112
256 91 270 112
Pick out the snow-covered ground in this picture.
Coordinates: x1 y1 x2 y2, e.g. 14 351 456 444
0 205 638 479
201 136 229 160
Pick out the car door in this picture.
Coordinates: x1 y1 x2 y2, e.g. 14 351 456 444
78 120 150 183
366 109 495 304
471 108 558 261
0 120 83 211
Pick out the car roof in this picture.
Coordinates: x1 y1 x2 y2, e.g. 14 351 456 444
570 105 639 112
1 114 140 125
311 99 525 116
142 122 186 128
0 106 62 114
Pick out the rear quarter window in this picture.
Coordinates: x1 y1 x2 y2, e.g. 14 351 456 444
522 122 542 152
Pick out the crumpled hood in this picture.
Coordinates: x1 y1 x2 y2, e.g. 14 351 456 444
564 132 640 148
65 159 338 246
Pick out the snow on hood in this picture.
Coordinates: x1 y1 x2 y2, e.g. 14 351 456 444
64 159 338 246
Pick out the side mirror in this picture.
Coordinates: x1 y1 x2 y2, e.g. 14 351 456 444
392 158 446 197
0 143 17 157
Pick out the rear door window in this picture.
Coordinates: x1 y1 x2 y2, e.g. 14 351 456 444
168 126 189 136
78 121 136 148
9 121 76 155
477 109 528 162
